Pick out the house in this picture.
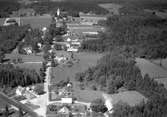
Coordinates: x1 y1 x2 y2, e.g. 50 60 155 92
58 106 70 114
61 98 73 104
15 86 37 99
23 46 33 55
67 24 104 35
3 18 19 26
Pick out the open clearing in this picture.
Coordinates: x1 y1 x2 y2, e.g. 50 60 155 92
16 63 42 73
73 89 103 103
103 91 147 107
5 54 43 63
98 3 122 15
136 58 167 79
50 51 103 103
50 52 102 83
0 15 52 29
136 58 167 89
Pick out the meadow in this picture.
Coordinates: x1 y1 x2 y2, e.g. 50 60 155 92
50 51 102 84
136 58 167 89
0 15 52 29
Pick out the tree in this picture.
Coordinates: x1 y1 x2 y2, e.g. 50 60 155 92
0 49 5 63
90 98 108 113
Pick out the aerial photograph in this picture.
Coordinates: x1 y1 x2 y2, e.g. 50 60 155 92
0 0 167 116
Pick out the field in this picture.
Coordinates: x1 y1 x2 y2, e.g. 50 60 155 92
0 15 52 29
98 3 122 15
5 53 44 63
16 63 42 73
73 89 103 102
50 51 102 84
73 89 147 106
103 91 147 107
136 58 167 88
5 53 43 73
50 51 102 102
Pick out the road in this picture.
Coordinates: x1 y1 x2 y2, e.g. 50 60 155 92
0 92 39 117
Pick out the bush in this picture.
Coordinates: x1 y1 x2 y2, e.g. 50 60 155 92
90 98 108 113
34 84 45 95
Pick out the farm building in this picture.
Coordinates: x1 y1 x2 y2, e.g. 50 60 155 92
79 12 107 25
67 24 104 35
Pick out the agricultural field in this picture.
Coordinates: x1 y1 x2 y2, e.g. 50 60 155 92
136 58 167 88
103 91 147 107
98 3 122 15
0 15 52 29
5 53 44 63
50 51 102 84
73 89 103 103
135 58 167 78
16 63 42 73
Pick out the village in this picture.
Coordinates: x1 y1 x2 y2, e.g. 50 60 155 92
0 7 110 117
1 0 167 117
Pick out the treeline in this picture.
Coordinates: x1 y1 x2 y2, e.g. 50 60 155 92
75 53 167 117
81 14 167 59
0 0 20 18
28 1 108 15
0 25 29 53
0 64 43 88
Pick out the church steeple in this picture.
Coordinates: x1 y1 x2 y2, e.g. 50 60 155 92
57 8 60 17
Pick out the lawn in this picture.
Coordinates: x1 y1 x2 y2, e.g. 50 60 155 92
0 15 52 29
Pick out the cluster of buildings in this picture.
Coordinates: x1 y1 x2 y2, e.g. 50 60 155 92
47 83 89 117
15 86 39 100
52 9 106 53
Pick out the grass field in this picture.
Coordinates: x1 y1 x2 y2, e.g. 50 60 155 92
98 3 122 15
104 91 147 107
0 15 52 29
73 89 103 102
16 63 42 73
5 54 44 63
136 58 167 79
136 58 167 89
50 51 102 102
50 52 102 84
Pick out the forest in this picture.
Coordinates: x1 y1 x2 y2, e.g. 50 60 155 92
75 52 167 117
81 13 167 59
0 25 29 53
27 1 108 15
0 64 43 88
0 0 20 18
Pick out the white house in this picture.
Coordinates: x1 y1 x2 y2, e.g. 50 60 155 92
61 98 73 104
